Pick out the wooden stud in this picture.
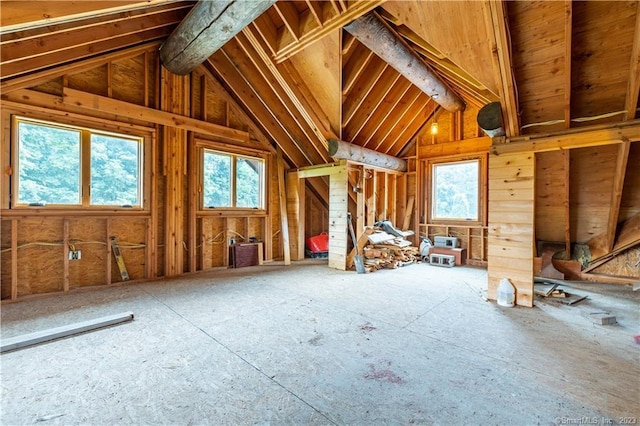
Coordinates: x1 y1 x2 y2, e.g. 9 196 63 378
276 148 291 265
187 132 198 273
63 219 69 292
106 219 112 285
563 150 571 258
11 219 18 301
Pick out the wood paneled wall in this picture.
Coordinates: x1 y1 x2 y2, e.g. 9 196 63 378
487 152 535 307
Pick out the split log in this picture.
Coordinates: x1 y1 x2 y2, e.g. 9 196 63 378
160 0 276 75
344 12 464 112
328 139 407 172
477 102 506 137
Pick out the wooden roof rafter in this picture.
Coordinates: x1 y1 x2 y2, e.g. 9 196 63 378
343 66 402 142
257 0 383 64
485 0 520 137
625 6 640 121
241 25 333 154
358 78 413 150
342 59 389 127
370 87 423 153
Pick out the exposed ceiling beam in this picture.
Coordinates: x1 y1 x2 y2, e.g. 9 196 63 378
625 4 640 121
271 0 384 63
563 0 572 129
344 12 465 112
485 0 520 137
159 0 275 75
0 0 182 33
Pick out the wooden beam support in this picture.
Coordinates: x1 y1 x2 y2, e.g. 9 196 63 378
328 139 407 172
61 87 249 142
159 0 275 75
344 12 464 112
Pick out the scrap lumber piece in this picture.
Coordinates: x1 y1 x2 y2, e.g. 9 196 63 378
534 283 558 297
347 227 374 269
367 231 395 244
1 312 134 353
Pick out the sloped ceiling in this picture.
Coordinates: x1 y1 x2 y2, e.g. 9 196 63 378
2 0 640 169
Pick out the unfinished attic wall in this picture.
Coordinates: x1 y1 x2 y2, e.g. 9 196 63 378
0 46 286 302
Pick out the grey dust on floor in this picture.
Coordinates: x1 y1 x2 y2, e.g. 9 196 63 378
1 259 639 425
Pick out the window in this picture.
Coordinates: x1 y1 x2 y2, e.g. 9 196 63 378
431 159 479 221
14 116 143 208
203 150 264 209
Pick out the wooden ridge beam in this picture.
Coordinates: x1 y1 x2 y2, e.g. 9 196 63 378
61 87 249 142
159 0 275 75
344 12 465 112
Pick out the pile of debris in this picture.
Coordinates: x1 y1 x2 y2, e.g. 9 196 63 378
348 221 419 273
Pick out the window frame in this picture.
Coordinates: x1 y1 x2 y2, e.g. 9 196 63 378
427 156 485 226
200 146 266 212
10 115 148 210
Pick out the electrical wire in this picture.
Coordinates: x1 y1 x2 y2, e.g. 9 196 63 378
520 110 628 130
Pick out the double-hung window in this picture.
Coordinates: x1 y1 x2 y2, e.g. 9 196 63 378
13 116 143 208
202 149 265 210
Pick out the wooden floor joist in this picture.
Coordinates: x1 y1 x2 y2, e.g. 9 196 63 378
0 312 134 353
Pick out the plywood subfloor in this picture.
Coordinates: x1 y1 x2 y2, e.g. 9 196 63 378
1 260 638 424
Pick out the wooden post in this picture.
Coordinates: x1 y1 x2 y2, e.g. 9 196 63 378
286 171 305 261
344 12 464 112
276 148 291 265
159 0 276 75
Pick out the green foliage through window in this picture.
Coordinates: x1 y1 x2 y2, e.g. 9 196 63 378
203 150 264 209
432 160 479 221
14 117 143 207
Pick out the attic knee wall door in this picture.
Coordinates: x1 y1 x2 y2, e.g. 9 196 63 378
487 152 535 307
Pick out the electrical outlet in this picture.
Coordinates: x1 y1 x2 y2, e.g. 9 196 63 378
68 250 81 260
